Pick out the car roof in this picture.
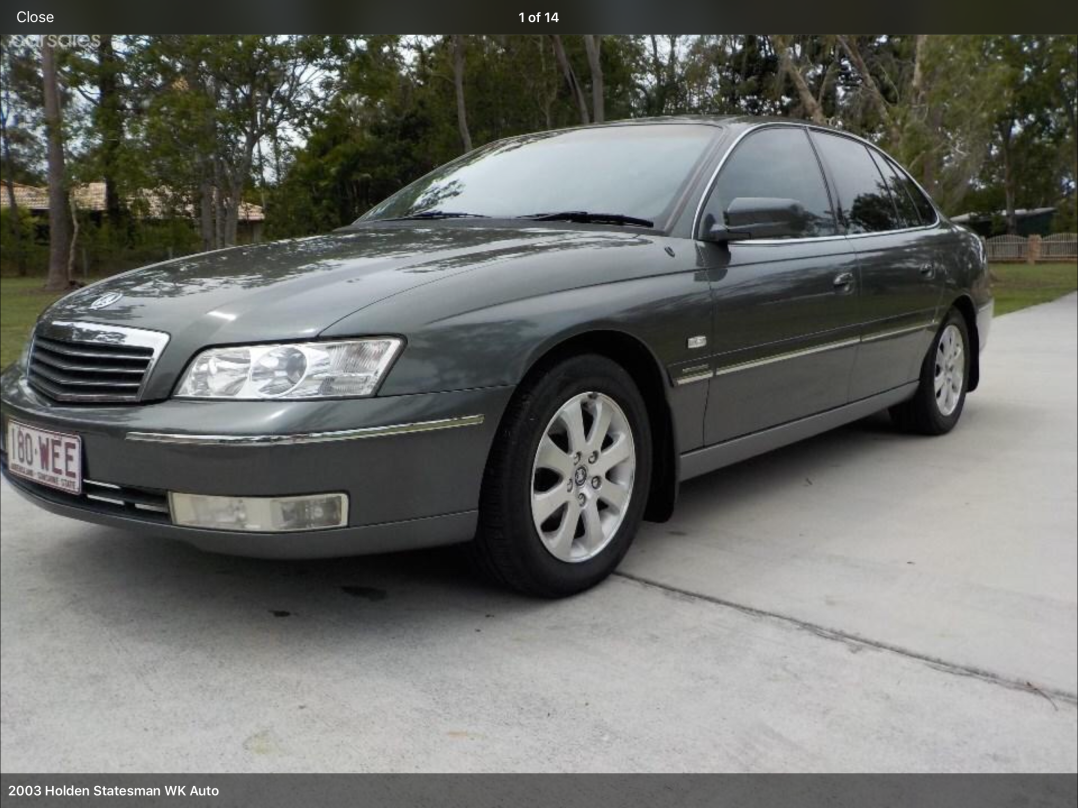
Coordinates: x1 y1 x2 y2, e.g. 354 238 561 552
531 115 851 137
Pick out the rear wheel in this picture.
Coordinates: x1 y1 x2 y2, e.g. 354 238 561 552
472 354 652 597
890 308 970 435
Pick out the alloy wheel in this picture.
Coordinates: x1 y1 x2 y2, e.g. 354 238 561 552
530 391 636 563
934 323 965 416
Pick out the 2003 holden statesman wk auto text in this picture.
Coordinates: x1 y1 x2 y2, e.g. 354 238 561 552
1 117 993 597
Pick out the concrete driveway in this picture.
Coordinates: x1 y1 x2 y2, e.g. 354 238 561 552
2 294 1076 773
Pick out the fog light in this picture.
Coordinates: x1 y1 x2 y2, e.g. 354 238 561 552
168 492 348 532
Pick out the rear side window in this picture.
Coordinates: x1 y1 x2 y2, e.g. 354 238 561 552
869 150 921 228
884 155 937 225
811 132 899 234
701 127 837 239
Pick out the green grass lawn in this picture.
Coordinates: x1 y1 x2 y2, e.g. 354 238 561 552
2 262 1076 370
990 263 1078 316
1 276 71 368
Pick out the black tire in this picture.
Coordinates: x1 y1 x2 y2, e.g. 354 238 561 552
890 308 971 435
471 354 653 597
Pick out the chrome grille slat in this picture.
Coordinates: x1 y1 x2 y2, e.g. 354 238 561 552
32 350 148 375
27 372 140 402
33 337 153 362
27 321 169 404
31 364 142 388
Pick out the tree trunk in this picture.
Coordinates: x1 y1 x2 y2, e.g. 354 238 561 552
538 37 554 129
1000 123 1017 234
649 35 666 115
213 158 226 248
452 35 473 152
583 35 604 124
773 37 826 124
551 35 589 125
41 41 72 291
67 195 80 282
921 101 943 199
199 176 215 251
96 35 124 229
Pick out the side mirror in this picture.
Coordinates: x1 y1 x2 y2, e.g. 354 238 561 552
706 197 808 243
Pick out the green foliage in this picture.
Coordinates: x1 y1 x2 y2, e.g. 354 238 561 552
2 34 1075 257
0 207 46 273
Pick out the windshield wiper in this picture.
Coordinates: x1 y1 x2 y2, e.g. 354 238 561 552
391 210 489 220
516 211 655 228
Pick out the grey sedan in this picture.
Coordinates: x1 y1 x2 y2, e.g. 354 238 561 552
0 117 993 596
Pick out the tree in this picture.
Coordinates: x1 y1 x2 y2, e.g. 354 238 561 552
583 35 604 123
95 35 124 227
772 35 827 124
551 35 589 124
41 40 72 290
130 35 321 248
452 35 472 151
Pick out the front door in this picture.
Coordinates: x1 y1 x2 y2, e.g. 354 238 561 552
696 126 862 446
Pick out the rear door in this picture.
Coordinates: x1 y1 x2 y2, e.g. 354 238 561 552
810 131 946 399
697 126 861 446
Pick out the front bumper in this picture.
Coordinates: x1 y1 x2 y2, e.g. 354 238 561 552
1 367 513 558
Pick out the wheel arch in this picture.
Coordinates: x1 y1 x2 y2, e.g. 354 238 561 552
949 294 980 392
514 328 679 523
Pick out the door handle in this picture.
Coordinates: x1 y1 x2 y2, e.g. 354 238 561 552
833 272 855 291
919 264 936 279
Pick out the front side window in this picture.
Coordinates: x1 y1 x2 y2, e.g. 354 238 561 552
811 132 899 234
360 124 718 225
700 127 837 239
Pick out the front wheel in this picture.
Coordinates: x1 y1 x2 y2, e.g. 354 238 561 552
890 308 971 435
471 354 652 597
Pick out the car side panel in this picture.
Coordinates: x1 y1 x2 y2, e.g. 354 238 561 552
328 235 716 452
845 226 955 399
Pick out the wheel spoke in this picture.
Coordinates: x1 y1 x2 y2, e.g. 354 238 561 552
532 486 571 525
580 500 604 553
934 373 946 394
587 398 613 452
594 435 631 475
536 435 573 477
559 401 587 455
544 502 579 559
599 480 630 513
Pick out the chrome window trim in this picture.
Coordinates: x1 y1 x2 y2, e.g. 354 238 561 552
33 320 170 402
125 414 485 446
691 122 942 244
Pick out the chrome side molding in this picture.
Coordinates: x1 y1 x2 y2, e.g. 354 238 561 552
126 414 486 447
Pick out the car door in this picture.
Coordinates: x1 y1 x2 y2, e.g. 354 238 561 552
809 131 946 399
696 126 862 446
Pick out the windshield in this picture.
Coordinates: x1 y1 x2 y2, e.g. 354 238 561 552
359 124 719 226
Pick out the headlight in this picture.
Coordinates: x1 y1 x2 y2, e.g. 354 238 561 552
175 338 402 400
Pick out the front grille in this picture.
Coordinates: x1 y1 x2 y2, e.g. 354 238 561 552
27 321 169 404
82 478 172 518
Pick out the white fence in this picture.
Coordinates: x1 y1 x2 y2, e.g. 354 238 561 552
984 233 1077 262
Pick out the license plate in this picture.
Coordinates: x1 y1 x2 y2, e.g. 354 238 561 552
6 420 82 494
